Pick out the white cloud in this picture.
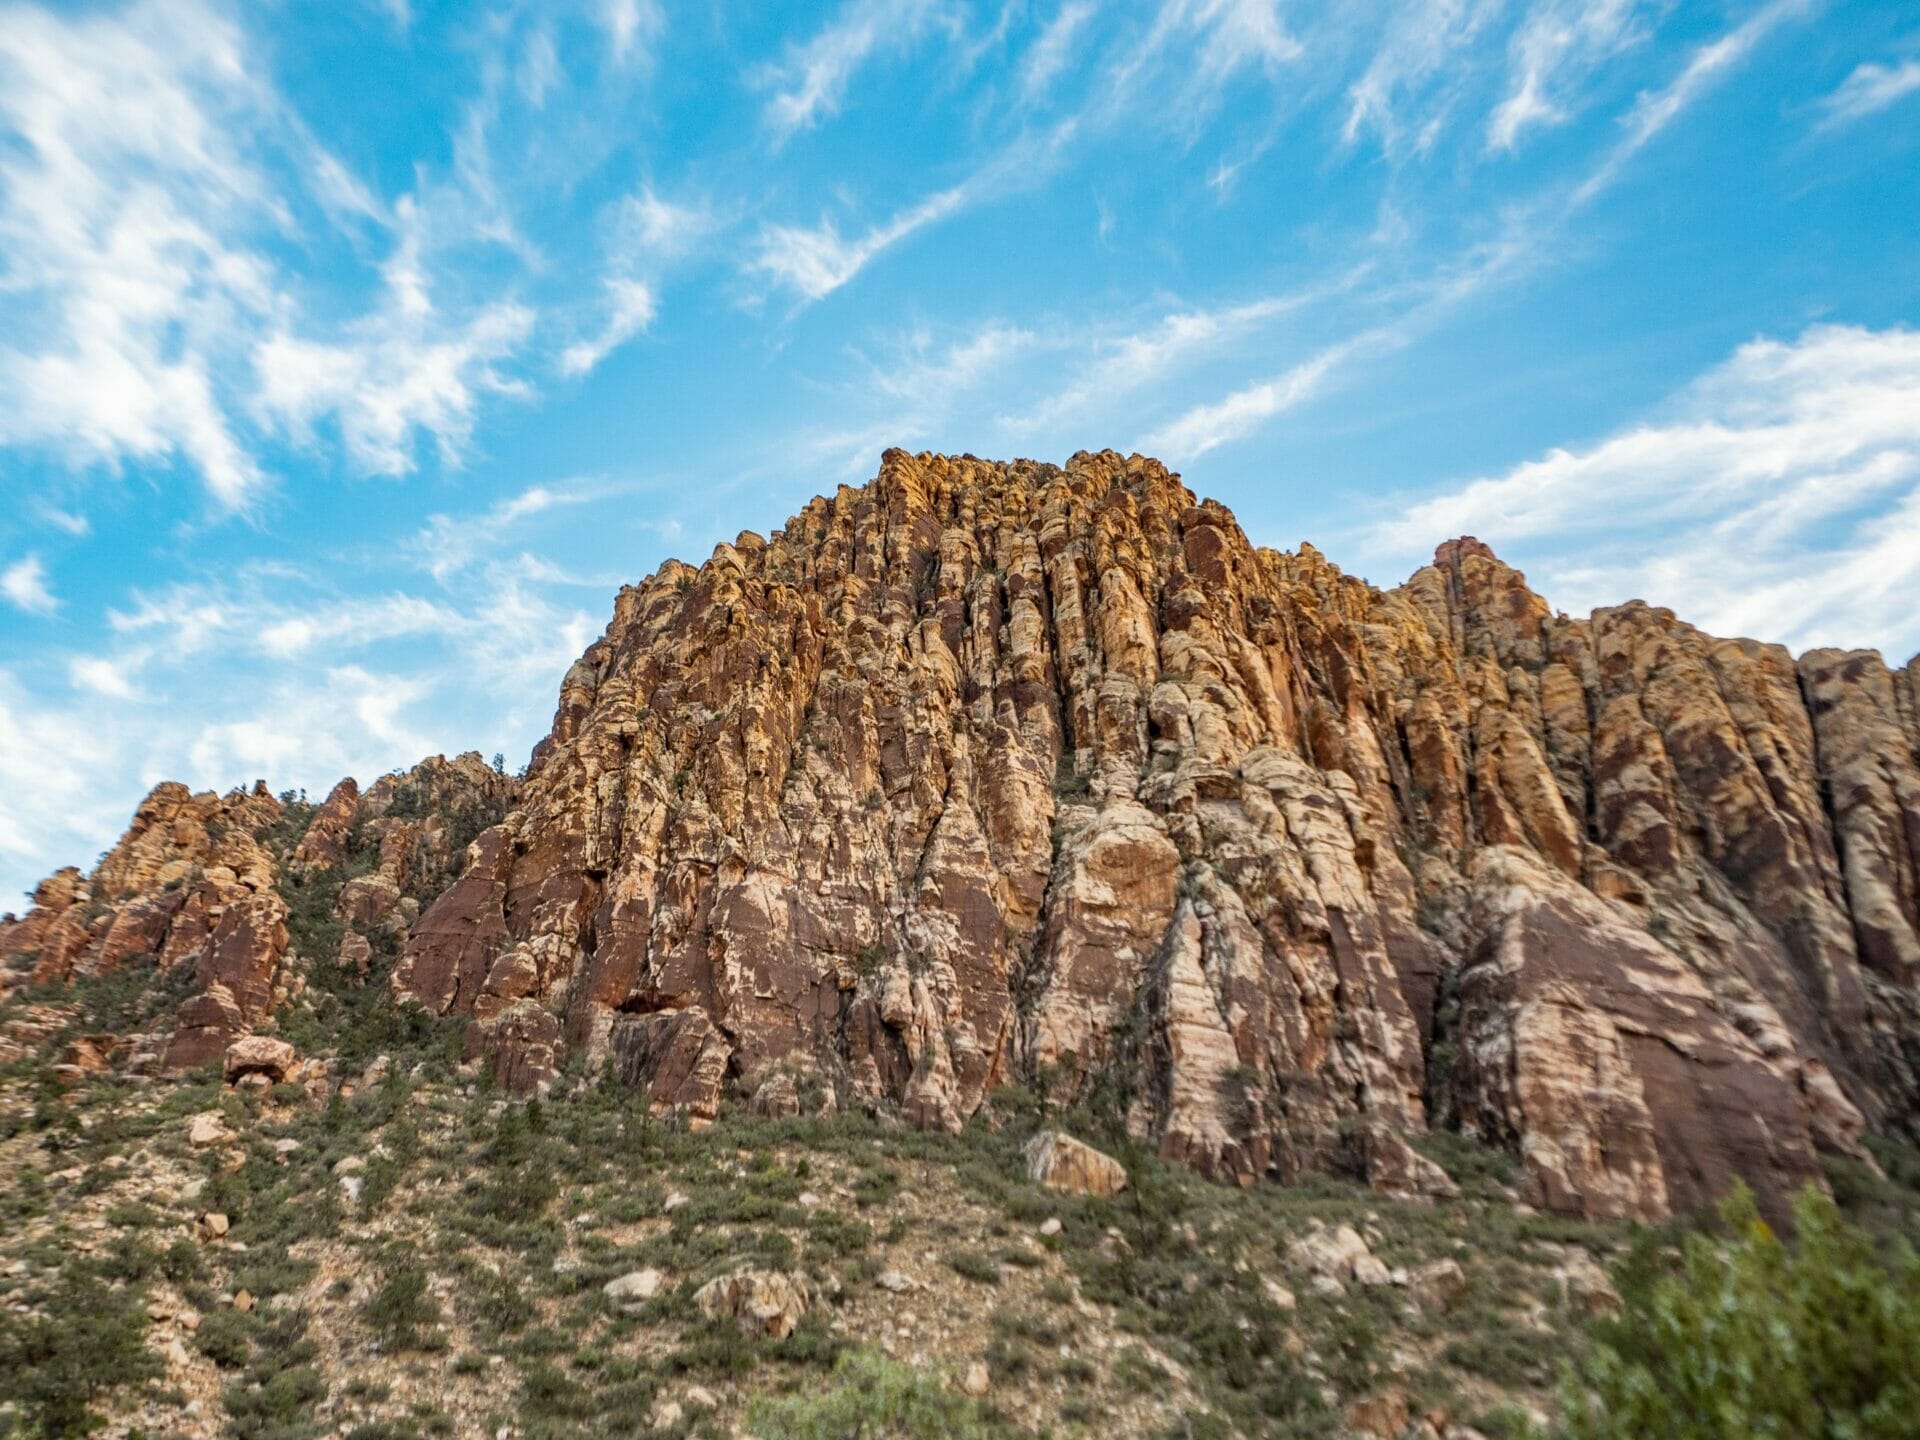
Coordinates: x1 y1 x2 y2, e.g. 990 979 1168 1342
753 184 971 301
1018 1 1095 100
0 668 127 897
1342 0 1502 155
70 655 142 700
1011 272 1366 432
519 26 562 108
615 187 713 259
411 483 591 581
784 319 1048 478
1140 339 1363 459
1099 0 1302 135
1487 0 1645 152
560 277 657 377
35 506 92 537
864 323 1042 406
0 0 271 507
2 554 59 616
1176 0 1301 79
187 664 436 785
751 113 1080 304
603 0 662 66
0 0 546 509
0 545 599 899
1575 0 1807 204
1363 324 1920 658
1816 57 1920 129
253 208 536 475
1150 1 1808 461
756 0 949 140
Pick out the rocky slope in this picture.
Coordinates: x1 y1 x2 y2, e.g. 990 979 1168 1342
1 755 515 1080
7 450 1918 1225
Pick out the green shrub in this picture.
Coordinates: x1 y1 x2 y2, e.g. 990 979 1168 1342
1557 1185 1920 1439
221 1311 329 1440
364 1263 440 1350
196 1306 256 1369
745 1348 1018 1438
946 1249 1000 1284
0 1272 160 1437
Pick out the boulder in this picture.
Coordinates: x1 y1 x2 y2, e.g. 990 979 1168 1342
692 1269 813 1339
1024 1131 1128 1197
1552 1250 1621 1317
1409 1258 1467 1314
223 1035 296 1085
603 1269 665 1310
1282 1221 1374 1282
187 1112 233 1148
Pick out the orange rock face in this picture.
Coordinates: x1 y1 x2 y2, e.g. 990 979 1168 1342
9 450 1917 1224
378 450 1916 1221
0 754 516 1074
0 781 292 1070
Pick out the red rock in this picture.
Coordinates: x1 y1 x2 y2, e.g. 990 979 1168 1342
11 452 1917 1225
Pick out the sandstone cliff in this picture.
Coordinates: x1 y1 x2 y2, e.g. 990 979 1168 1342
0 755 515 1075
7 450 1917 1224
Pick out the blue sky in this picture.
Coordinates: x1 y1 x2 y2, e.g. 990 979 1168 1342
2 0 1918 904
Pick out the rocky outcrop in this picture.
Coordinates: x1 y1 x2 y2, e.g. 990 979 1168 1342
10 450 1917 1225
1024 1131 1129 1196
692 1269 814 1339
1 754 516 1073
383 450 1916 1223
0 780 293 1069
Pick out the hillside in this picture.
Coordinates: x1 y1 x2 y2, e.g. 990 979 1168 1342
4 449 1919 1438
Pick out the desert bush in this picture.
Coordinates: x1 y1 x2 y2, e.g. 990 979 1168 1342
0 1270 159 1437
364 1262 440 1350
745 1348 1017 1439
1557 1185 1920 1440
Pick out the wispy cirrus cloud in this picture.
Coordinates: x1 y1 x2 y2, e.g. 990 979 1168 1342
1815 57 1920 129
786 319 1047 477
1018 1 1096 100
752 116 1081 303
1009 271 1368 434
754 0 953 141
1343 0 1503 156
602 0 661 66
1139 334 1372 458
409 482 593 581
752 184 973 302
0 0 549 510
1151 0 1813 461
1362 323 1920 658
1487 0 1646 151
560 277 656 377
1574 0 1810 203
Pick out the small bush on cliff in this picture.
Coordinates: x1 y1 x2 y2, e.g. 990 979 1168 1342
744 1349 1017 1439
1557 1185 1920 1440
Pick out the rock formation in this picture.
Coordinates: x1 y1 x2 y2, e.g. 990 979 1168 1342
7 450 1918 1225
0 754 515 1073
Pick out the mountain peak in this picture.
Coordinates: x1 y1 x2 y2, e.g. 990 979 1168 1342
6 452 1918 1231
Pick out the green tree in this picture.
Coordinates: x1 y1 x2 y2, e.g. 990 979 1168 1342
1558 1185 1920 1440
